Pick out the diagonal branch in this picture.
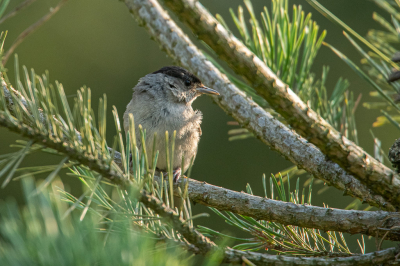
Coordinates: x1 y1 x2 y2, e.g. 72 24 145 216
122 0 394 211
160 0 400 207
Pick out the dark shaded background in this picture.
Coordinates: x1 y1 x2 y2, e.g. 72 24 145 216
1 0 397 253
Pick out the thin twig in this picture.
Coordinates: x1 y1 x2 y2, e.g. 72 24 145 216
2 0 68 65
0 0 37 25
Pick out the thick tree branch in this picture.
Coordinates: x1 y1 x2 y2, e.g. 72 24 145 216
143 187 400 265
161 0 400 207
141 187 400 266
174 178 400 241
122 0 394 211
223 246 400 266
4 74 400 245
141 185 400 265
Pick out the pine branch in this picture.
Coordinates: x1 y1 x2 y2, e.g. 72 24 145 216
160 0 400 207
0 108 128 186
173 178 400 242
121 0 394 211
223 246 400 266
139 189 218 254
115 147 400 241
98 180 400 265
141 188 400 265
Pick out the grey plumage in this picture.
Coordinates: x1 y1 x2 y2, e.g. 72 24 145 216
123 66 219 180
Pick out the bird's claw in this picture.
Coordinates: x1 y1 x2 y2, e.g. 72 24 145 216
173 168 181 183
162 168 181 183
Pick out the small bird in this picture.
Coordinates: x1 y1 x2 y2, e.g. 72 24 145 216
123 66 219 182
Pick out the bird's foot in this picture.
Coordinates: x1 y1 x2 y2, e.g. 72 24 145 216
161 168 182 183
173 168 181 183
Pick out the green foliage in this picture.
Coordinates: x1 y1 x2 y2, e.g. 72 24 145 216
0 50 198 231
0 178 196 266
198 174 361 256
306 0 397 68
366 0 400 130
0 56 119 184
0 48 364 262
309 0 400 133
0 0 389 263
230 0 325 92
212 0 359 143
0 56 215 264
0 0 10 19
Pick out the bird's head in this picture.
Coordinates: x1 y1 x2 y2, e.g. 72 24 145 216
152 66 219 104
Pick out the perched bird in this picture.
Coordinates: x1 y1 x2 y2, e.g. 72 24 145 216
123 66 219 181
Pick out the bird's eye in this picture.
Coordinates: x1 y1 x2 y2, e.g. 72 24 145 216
184 79 191 86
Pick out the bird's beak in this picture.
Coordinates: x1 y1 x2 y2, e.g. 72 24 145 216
196 86 220 96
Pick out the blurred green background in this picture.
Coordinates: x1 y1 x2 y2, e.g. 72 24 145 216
0 0 397 253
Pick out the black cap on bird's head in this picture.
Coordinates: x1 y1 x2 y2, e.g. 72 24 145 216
153 66 201 84
153 66 219 96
